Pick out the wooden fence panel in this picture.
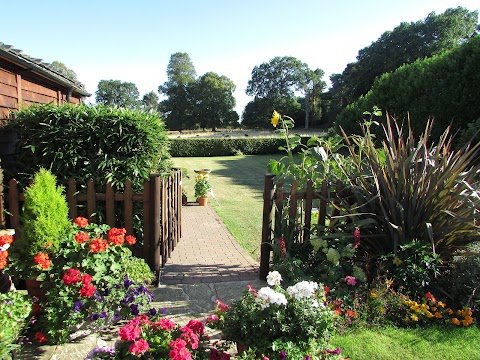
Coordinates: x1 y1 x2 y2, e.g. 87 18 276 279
260 175 344 280
0 169 183 282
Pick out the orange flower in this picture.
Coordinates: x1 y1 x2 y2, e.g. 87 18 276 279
75 232 90 244
0 250 8 270
108 228 127 245
74 217 89 228
447 308 453 315
34 252 51 269
452 318 461 326
346 309 357 318
0 234 14 246
89 238 109 253
334 307 342 316
462 316 474 327
434 312 443 319
126 235 136 245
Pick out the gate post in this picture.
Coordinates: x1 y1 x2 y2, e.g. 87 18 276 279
259 174 275 281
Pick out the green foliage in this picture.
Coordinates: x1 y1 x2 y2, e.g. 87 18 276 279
95 80 141 109
329 6 479 120
13 103 170 191
241 95 303 129
194 174 211 198
0 291 32 359
122 256 155 284
169 137 301 157
19 168 70 256
337 116 480 261
335 35 480 142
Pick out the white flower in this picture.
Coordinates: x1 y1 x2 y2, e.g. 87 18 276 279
287 281 319 300
266 271 283 287
255 287 288 309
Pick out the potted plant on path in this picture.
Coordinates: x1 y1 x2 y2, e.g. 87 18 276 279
194 174 211 206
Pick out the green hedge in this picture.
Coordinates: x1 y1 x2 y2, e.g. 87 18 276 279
169 137 311 157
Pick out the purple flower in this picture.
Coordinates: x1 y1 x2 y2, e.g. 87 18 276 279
112 312 120 322
304 356 311 360
148 308 157 316
124 277 135 289
94 292 104 302
74 301 82 312
99 311 108 319
90 313 100 321
326 348 342 355
130 304 139 316
161 308 167 315
278 350 287 360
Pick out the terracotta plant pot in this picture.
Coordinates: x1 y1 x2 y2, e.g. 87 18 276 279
197 197 208 206
182 196 188 205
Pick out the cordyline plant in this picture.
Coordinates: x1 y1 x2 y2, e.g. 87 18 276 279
337 114 480 259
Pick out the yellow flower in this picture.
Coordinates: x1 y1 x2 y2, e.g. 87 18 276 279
271 110 281 128
385 278 394 288
425 311 434 318
393 257 403 266
437 301 446 308
410 314 419 322
370 289 378 298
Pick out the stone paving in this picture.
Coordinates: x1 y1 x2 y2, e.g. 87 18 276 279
16 202 265 359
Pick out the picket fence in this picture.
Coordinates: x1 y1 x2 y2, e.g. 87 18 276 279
0 169 182 279
260 174 345 280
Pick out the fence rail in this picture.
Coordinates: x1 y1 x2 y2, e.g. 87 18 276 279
0 169 182 281
260 174 344 280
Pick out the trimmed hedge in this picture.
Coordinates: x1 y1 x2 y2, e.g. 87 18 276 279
169 137 311 157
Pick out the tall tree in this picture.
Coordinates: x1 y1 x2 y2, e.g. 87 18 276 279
328 6 479 120
192 72 238 130
95 80 140 109
142 91 159 112
50 61 78 81
158 53 197 130
245 56 323 127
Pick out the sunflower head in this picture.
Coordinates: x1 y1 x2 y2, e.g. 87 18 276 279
271 110 281 128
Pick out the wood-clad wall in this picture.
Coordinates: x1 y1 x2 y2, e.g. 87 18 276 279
0 59 82 123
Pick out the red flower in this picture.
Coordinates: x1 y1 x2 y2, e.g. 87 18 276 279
81 274 92 284
334 307 342 316
79 283 96 297
89 238 109 253
34 331 48 343
0 250 8 270
353 228 361 249
324 285 330 294
247 284 257 296
126 235 136 245
108 228 126 245
74 217 89 228
62 268 81 285
74 232 90 244
34 253 51 269
425 292 437 303
0 234 13 246
129 338 149 355
346 309 357 318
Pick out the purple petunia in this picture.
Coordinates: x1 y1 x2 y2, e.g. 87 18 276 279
130 304 139 316
74 301 82 312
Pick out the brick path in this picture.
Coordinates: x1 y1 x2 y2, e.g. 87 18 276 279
159 203 259 284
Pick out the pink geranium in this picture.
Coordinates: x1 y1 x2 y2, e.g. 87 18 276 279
129 338 149 355
158 317 176 331
345 276 357 286
119 324 141 341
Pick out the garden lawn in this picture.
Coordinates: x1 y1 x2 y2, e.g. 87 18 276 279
329 325 480 359
172 154 275 261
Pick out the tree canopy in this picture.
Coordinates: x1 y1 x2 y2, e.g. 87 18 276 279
95 80 140 109
159 53 237 130
328 6 479 121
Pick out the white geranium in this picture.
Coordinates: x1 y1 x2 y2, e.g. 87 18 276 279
287 281 319 300
266 271 283 287
255 287 288 309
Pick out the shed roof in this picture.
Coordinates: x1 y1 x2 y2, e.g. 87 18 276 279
0 42 90 97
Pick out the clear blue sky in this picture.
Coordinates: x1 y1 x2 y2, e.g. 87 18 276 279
1 0 478 116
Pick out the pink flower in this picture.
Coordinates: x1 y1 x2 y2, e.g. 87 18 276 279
129 338 149 355
345 276 357 286
206 314 219 324
180 327 200 350
183 319 205 335
170 346 193 360
353 228 361 249
157 317 176 331
119 324 141 341
279 236 287 258
215 300 230 312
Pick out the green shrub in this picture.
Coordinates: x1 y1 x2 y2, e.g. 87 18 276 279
337 116 480 280
169 137 310 157
12 103 171 190
20 168 70 255
122 256 155 284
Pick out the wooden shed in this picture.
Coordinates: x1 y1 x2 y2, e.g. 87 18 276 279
0 42 90 123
